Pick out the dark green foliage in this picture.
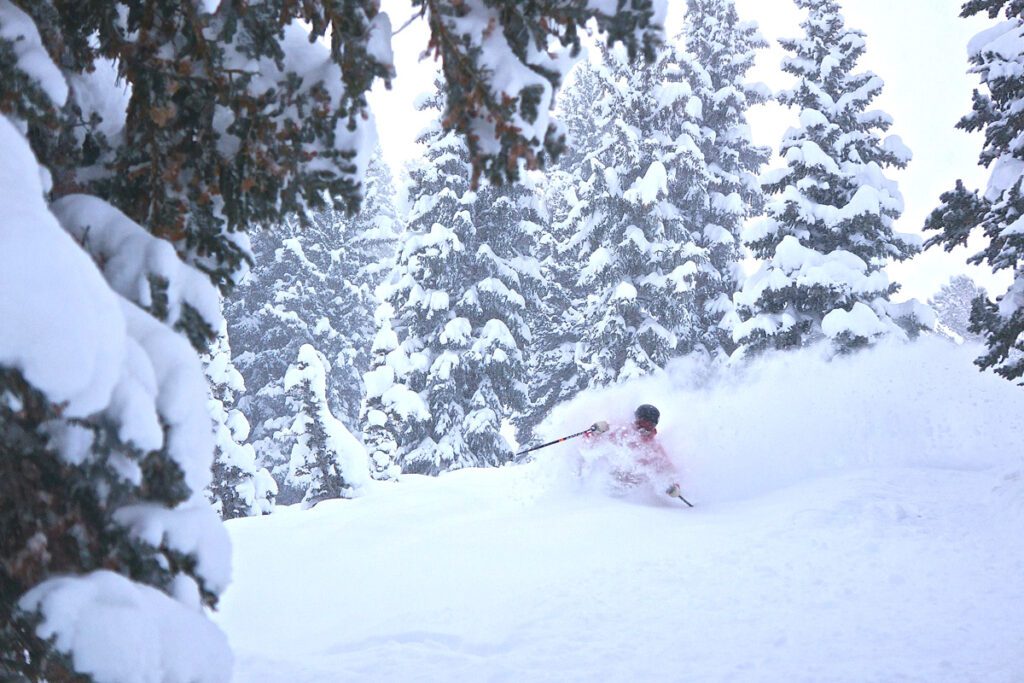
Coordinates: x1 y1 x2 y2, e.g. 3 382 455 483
411 0 663 186
923 181 987 253
925 4 1024 381
6 0 663 253
9 0 394 302
208 459 250 520
960 0 1024 19
971 296 1024 377
0 368 213 678
0 26 58 134
0 609 88 682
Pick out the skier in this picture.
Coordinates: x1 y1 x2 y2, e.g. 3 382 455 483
582 404 686 502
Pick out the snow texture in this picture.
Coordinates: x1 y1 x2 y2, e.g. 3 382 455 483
0 0 67 106
0 117 219 489
0 117 125 418
114 497 232 595
20 571 231 683
52 194 222 332
217 339 1024 683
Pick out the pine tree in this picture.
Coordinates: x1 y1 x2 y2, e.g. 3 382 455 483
380 89 475 474
307 150 400 428
280 345 369 507
528 10 764 412
204 325 277 520
226 153 395 491
556 60 609 173
515 68 601 447
512 171 579 446
226 217 370 490
224 226 296 484
470 167 546 457
360 304 404 480
0 2 663 678
407 1 664 184
683 0 771 354
380 81 537 474
348 151 401 293
551 41 711 389
924 1 1024 381
929 275 989 344
732 0 926 357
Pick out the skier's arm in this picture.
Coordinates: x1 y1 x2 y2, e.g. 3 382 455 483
644 440 675 475
653 443 689 503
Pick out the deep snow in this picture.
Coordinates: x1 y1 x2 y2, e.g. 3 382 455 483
216 338 1024 682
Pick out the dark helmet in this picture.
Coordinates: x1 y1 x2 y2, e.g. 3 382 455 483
634 404 660 426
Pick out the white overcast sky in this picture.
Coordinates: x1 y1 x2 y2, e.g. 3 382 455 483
368 0 1005 302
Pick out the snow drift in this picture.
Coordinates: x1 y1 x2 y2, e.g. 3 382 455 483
217 335 1024 683
540 336 1024 504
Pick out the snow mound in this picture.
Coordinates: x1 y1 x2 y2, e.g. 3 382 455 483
20 570 231 683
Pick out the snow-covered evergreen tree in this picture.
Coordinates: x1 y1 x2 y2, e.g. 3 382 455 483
523 9 764 430
361 304 404 480
470 167 546 456
204 326 277 520
224 227 295 481
556 59 609 173
515 67 602 447
929 275 989 344
551 41 712 388
514 168 582 446
280 345 369 507
380 90 475 475
227 151 396 487
923 1 1024 381
683 0 771 354
348 151 402 293
733 0 927 357
380 81 537 474
302 151 400 427
227 219 369 486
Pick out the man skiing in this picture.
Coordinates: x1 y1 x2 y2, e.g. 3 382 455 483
582 404 688 504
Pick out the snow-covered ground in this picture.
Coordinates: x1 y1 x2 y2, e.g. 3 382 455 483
216 339 1024 682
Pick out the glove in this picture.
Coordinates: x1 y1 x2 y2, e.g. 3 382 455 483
665 483 681 498
589 420 609 434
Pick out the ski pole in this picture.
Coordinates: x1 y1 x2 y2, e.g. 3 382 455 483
515 421 609 458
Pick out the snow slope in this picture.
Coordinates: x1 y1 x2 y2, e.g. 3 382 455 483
216 339 1024 682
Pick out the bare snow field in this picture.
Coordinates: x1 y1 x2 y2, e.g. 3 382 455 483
217 339 1024 682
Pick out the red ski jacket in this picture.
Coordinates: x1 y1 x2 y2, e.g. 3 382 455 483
584 422 675 477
